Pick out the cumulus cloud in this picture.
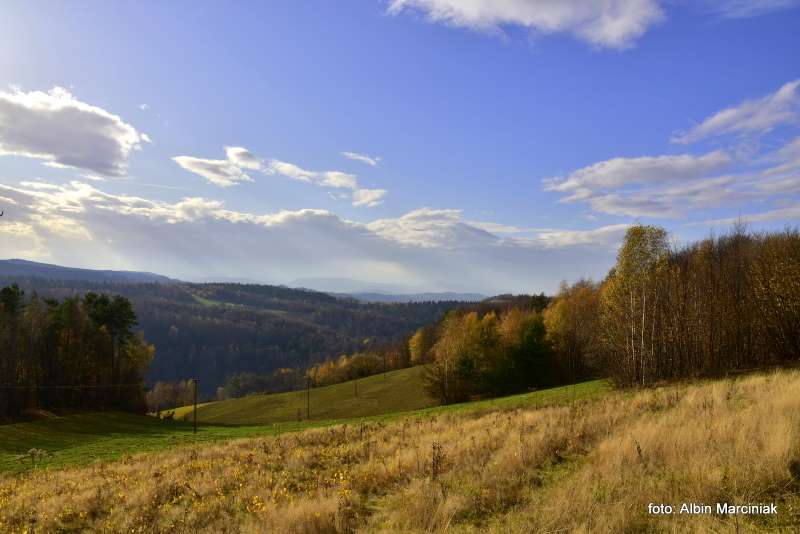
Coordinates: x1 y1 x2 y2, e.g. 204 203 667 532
172 156 253 187
321 171 359 190
0 86 147 176
672 80 800 144
224 146 263 170
0 180 630 293
387 0 665 49
544 151 732 201
366 208 496 247
341 151 381 166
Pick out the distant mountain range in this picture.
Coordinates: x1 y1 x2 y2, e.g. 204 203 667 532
0 259 177 285
343 292 487 303
0 260 488 303
291 277 486 302
291 277 422 294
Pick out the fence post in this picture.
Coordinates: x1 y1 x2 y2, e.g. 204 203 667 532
193 378 198 434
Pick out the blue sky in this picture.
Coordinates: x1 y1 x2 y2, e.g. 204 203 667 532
0 0 798 294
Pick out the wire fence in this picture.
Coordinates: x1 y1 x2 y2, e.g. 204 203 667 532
0 384 145 390
0 383 151 422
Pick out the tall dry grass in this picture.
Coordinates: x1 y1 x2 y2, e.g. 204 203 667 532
1 371 799 533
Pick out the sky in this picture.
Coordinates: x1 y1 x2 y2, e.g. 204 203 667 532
0 0 798 294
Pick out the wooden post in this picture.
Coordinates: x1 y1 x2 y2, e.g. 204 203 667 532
444 359 448 404
193 378 198 434
306 377 310 419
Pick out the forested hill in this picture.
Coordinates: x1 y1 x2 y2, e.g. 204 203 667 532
0 276 467 394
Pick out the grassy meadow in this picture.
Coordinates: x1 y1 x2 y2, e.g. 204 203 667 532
0 413 317 476
171 366 436 424
169 366 607 425
1 371 798 532
0 376 607 476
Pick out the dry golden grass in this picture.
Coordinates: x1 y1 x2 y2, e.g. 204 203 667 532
1 371 799 533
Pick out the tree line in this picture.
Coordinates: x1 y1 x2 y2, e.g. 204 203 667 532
0 278 464 395
0 286 154 420
418 225 800 400
596 224 799 385
199 294 553 404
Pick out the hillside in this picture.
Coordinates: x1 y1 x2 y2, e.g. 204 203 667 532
0 413 306 475
0 370 796 532
0 275 467 393
0 378 607 475
171 366 436 424
170 367 606 425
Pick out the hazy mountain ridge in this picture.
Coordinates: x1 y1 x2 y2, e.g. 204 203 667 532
342 292 487 303
0 259 176 285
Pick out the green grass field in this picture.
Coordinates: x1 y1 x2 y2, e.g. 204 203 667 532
0 373 608 475
171 365 437 424
0 413 318 475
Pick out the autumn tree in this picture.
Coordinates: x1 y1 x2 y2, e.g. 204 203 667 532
601 225 668 385
0 287 154 419
543 279 601 381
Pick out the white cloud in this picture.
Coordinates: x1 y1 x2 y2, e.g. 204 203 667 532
544 151 732 201
321 171 359 190
0 181 631 293
540 147 788 218
466 220 530 234
583 175 752 217
265 158 387 207
367 208 507 247
388 0 665 49
0 220 46 258
672 79 800 144
224 146 262 170
534 224 631 247
695 203 800 226
756 175 800 193
341 151 381 166
352 188 387 207
0 86 147 176
266 161 360 190
172 156 253 187
586 193 677 218
704 0 800 18
139 103 150 111
753 137 800 192
174 148 389 207
265 159 321 183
